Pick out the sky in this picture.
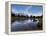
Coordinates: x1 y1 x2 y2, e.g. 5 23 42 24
11 4 43 16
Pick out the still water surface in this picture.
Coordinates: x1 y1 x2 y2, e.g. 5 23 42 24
11 19 39 32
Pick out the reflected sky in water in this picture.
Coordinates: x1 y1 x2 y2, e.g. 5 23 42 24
11 19 39 32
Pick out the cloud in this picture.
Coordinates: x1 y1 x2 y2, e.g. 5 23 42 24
12 8 19 14
12 6 42 16
32 11 42 16
26 6 32 12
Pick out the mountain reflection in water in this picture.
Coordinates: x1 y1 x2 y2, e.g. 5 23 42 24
11 19 39 32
